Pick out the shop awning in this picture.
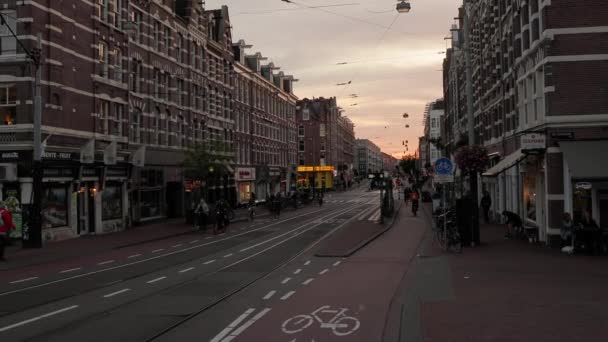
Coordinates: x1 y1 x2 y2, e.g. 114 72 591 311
561 140 608 180
482 149 526 177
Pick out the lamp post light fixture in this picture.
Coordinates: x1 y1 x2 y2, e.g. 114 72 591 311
396 0 411 13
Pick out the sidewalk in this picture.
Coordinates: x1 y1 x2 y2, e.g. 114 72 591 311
0 206 269 271
384 204 608 342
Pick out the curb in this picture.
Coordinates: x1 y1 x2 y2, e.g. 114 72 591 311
316 201 404 258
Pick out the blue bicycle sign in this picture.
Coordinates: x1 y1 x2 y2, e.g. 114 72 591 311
434 158 453 176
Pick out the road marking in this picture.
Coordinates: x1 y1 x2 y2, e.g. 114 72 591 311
333 261 342 267
222 308 272 341
0 305 79 332
0 206 356 298
206 236 213 240
179 267 195 273
172 244 183 248
319 269 329 275
204 259 216 265
152 249 164 253
146 276 167 284
98 260 115 266
368 209 382 222
210 308 256 342
304 260 311 266
281 277 291 284
9 277 38 284
190 240 199 244
128 254 141 259
263 290 276 300
60 267 81 274
293 269 302 275
281 291 296 300
302 278 314 285
224 253 233 258
103 288 130 298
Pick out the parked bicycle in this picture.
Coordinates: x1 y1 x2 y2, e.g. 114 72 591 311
434 207 462 253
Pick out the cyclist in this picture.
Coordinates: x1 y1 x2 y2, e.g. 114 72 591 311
410 188 420 216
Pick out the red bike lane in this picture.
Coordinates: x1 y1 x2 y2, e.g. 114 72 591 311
233 211 427 342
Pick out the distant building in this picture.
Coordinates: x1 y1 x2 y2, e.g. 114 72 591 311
381 152 398 173
355 139 382 175
424 100 445 165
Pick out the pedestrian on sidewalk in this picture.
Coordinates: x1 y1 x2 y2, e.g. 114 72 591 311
481 191 492 223
194 198 210 232
502 210 522 239
0 202 16 262
561 212 575 253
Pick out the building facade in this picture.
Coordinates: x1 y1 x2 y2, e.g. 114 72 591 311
381 152 398 173
443 0 608 243
354 139 382 176
232 41 298 203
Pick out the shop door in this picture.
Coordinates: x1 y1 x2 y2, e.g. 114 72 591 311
77 190 88 235
88 186 96 234
599 191 608 229
166 182 182 218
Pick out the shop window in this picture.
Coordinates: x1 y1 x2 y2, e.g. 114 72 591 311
102 184 123 220
42 184 68 228
523 170 537 221
0 10 16 55
140 189 163 218
573 187 593 223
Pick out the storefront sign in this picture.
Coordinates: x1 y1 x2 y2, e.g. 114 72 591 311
235 167 256 181
269 167 281 177
0 151 22 162
43 151 75 160
521 133 546 152
575 182 592 190
106 167 128 178
297 166 336 172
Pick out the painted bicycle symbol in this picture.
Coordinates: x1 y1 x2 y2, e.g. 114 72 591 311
282 305 360 337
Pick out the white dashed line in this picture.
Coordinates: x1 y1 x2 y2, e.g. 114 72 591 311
146 276 167 284
222 308 272 341
333 261 342 267
103 288 130 298
9 277 39 284
205 236 213 240
203 260 216 265
98 260 115 266
171 244 183 248
190 240 199 244
319 269 329 275
128 254 141 259
0 305 79 332
302 278 314 285
304 260 311 266
59 267 81 274
280 291 296 300
281 277 291 284
179 267 195 273
263 290 276 300
293 269 302 275
224 253 233 258
152 249 164 253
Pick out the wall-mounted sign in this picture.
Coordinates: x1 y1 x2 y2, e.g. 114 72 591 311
575 182 592 190
521 133 546 152
235 167 256 181
297 166 336 172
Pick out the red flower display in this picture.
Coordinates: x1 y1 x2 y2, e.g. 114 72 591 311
455 145 489 174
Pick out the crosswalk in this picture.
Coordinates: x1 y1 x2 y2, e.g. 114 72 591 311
324 199 376 205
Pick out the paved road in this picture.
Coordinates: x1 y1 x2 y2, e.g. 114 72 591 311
0 188 383 341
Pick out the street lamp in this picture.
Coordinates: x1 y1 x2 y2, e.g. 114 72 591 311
396 0 411 13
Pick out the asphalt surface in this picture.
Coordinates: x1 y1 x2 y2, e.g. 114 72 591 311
0 188 383 342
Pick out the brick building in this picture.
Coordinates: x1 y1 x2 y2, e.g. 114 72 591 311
232 41 298 202
355 139 382 176
0 0 289 242
443 0 608 243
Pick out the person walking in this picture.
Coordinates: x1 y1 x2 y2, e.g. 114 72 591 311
0 202 16 262
248 192 256 221
481 191 492 223
274 192 283 218
194 198 209 232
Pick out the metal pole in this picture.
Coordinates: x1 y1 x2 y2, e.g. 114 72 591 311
463 3 480 246
27 33 43 248
442 184 447 251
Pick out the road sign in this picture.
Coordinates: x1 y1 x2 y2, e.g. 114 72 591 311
434 158 454 183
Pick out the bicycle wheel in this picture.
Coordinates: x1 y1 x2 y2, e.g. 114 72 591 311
281 315 314 335
436 228 447 250
448 230 463 253
333 316 361 336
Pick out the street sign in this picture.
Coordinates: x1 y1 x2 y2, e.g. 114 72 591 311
434 157 454 183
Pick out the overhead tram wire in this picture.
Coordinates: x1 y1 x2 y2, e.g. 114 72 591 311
234 3 360 15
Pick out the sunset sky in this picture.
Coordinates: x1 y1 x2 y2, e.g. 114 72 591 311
207 0 461 158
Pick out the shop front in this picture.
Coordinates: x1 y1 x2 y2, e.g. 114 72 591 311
235 167 256 204
296 166 335 191
135 168 165 222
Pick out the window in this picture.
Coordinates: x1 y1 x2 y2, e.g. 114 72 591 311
431 118 436 128
164 27 171 54
154 21 162 51
176 33 183 63
98 41 108 77
302 109 310 121
107 0 119 27
130 59 142 92
320 123 326 137
177 79 184 106
299 139 305 152
153 107 161 144
130 108 141 143
320 141 326 152
42 185 68 228
99 100 110 134
112 48 122 82
0 10 16 55
153 68 161 97
102 184 122 220
111 103 123 136
0 85 16 125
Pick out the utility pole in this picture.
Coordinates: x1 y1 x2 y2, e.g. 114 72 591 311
463 2 480 246
25 33 43 248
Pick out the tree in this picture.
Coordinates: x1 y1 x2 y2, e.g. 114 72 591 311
399 156 418 176
182 142 230 200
